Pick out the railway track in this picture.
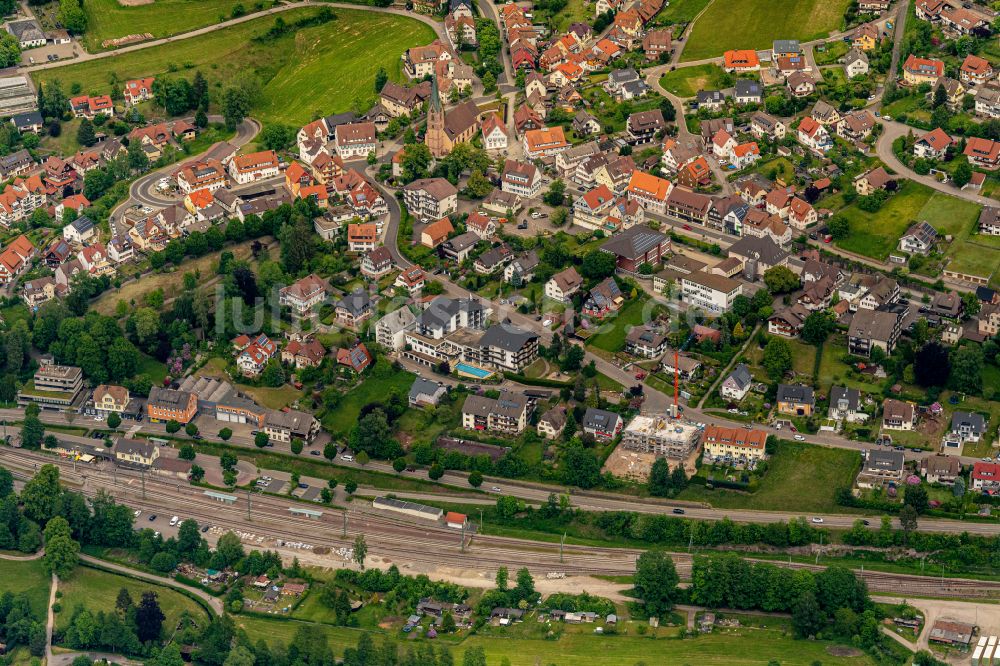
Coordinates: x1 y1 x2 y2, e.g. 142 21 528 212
3 448 999 597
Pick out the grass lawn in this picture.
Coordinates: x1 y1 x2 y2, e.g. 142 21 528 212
239 383 305 410
658 63 728 97
815 40 849 65
0 558 51 618
944 233 1000 286
658 0 713 24
678 440 862 513
92 237 270 316
321 368 416 436
755 157 796 185
39 117 83 156
586 297 652 354
136 354 168 384
682 0 852 61
834 180 934 260
787 339 818 379
56 565 208 634
33 8 435 127
916 193 982 239
81 0 249 51
816 337 885 395
237 614 874 665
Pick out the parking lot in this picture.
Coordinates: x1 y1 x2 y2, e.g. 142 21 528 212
21 42 77 66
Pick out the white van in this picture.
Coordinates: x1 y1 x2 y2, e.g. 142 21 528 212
341 454 354 462
169 516 179 526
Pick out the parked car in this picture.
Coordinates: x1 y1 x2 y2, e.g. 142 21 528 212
811 517 824 524
794 434 805 441
672 508 685 515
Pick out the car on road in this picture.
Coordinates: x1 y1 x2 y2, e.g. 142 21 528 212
542 318 552 327
794 434 805 441
682 224 692 231
310 450 320 456
635 371 647 380
148 514 157 521
340 454 354 462
862 520 870 526
727 408 738 414
169 516 179 526
909 448 921 453
134 510 142 518
298 483 308 489
882 115 892 121
192 434 203 440
983 457 993 463
672 508 685 515
490 486 502 492
201 525 210 533
811 517 824 524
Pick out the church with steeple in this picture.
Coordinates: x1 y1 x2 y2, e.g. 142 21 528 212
424 74 482 158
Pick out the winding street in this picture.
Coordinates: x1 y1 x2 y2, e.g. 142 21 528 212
876 120 998 206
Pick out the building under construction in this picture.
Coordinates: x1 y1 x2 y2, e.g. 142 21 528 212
621 415 701 459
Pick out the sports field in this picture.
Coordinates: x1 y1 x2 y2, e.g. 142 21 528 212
682 0 852 61
33 8 436 126
82 0 249 52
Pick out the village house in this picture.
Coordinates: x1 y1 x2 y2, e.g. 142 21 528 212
279 274 329 319
228 150 280 184
347 223 379 253
720 363 753 402
829 386 865 423
403 177 459 221
545 266 583 302
914 127 953 159
776 384 815 416
882 398 916 431
903 55 944 86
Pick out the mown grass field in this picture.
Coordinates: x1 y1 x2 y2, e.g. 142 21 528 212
834 182 983 261
56 565 209 633
321 366 416 435
82 0 250 51
658 0 713 24
237 614 874 665
0 558 51 618
33 8 435 126
945 233 1000 285
834 180 932 260
682 0 852 61
586 297 652 354
678 441 861 513
658 63 728 97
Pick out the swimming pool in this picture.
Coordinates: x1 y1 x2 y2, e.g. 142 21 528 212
455 363 494 379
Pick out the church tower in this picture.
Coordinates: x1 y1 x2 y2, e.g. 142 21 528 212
424 75 448 158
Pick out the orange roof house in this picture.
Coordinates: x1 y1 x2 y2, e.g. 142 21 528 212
723 49 760 71
420 217 455 248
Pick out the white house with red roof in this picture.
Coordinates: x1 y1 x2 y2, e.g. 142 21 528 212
279 273 329 318
228 150 280 184
236 333 279 377
123 78 155 106
69 95 114 118
0 235 35 284
796 117 832 153
914 127 953 159
960 54 993 86
626 171 672 215
481 114 508 151
964 137 1000 170
730 142 760 169
573 184 616 229
711 129 736 159
971 461 1000 491
787 197 817 230
78 242 113 276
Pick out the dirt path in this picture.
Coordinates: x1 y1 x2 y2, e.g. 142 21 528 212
45 572 57 663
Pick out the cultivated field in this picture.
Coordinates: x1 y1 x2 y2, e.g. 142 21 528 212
33 8 435 126
682 0 852 61
82 0 250 51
